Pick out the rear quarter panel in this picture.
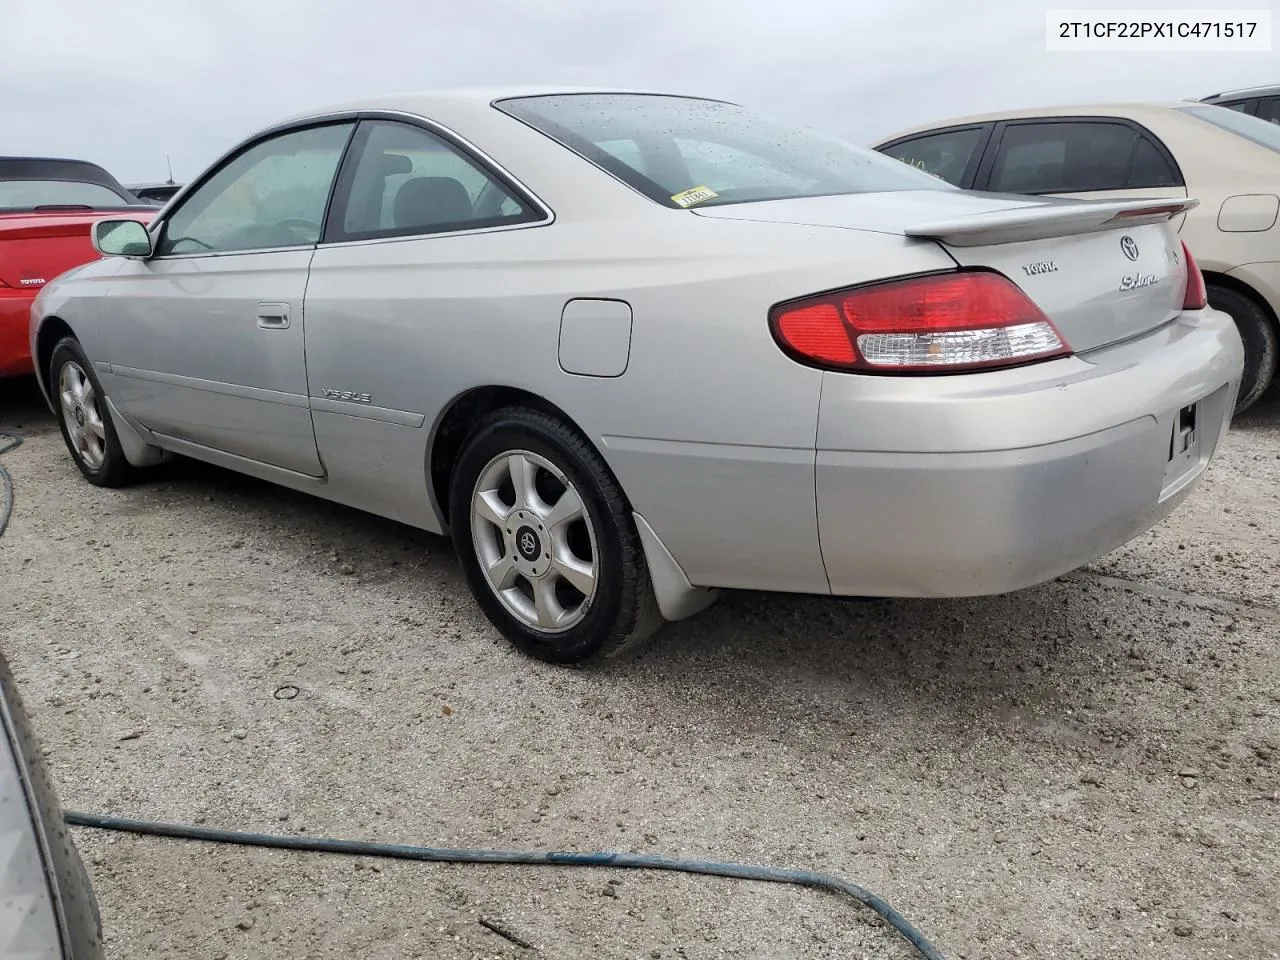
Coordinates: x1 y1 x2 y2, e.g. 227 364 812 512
304 211 957 593
1135 112 1280 273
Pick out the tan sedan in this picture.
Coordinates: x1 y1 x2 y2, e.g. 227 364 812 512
873 102 1280 412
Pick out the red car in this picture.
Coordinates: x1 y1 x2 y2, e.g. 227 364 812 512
0 157 157 378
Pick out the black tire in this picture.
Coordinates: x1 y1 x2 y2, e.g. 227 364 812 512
1208 284 1279 414
448 405 662 665
49 337 135 487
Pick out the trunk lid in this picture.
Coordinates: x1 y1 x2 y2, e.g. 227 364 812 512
0 210 152 291
693 190 1196 353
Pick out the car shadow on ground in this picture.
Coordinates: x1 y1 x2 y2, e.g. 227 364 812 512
0 376 54 435
1233 381 1280 429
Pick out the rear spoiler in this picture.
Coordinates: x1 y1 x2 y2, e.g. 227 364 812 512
905 197 1199 247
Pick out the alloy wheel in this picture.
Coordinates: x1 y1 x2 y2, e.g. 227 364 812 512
59 361 107 471
470 449 599 633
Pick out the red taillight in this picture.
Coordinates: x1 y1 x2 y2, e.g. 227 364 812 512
770 271 1072 374
1181 242 1207 310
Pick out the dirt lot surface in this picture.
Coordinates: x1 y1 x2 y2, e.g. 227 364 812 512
1 375 1277 960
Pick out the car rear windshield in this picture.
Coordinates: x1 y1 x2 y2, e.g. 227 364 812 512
1178 104 1280 153
496 93 952 208
0 179 132 212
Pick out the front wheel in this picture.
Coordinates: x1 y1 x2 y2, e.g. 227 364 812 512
1207 284 1278 414
448 406 662 665
49 337 136 487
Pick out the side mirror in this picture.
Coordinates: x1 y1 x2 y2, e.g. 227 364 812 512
92 219 153 259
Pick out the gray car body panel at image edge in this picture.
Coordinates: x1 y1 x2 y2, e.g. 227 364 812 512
28 87 1245 622
0 653 104 960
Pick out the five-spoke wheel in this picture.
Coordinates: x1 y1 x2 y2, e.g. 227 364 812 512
471 449 599 633
450 406 662 664
49 337 134 487
58 360 107 471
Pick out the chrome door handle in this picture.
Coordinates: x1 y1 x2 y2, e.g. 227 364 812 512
257 303 290 329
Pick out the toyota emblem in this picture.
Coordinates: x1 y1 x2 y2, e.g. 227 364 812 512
520 531 537 556
1120 236 1139 261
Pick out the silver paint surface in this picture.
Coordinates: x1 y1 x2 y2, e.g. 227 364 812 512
29 88 1247 612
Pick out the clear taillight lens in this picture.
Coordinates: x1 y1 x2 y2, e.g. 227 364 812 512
770 270 1072 374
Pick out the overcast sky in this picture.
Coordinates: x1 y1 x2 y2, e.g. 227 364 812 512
1 0 1273 183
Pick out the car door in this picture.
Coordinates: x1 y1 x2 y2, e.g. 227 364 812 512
300 116 549 527
873 124 992 187
101 120 357 476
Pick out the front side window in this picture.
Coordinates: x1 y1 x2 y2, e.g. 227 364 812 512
331 120 539 241
0 180 132 212
988 121 1140 193
496 93 951 208
157 122 355 256
1180 104 1280 152
880 128 985 186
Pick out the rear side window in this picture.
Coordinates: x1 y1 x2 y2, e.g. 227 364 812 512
1125 137 1180 188
497 93 951 208
989 121 1144 193
330 120 539 242
1258 98 1280 125
880 128 985 186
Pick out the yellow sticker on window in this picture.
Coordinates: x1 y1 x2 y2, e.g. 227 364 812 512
671 185 718 208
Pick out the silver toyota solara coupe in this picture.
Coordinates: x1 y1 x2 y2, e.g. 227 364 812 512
29 87 1244 665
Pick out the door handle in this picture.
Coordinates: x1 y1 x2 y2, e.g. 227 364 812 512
257 303 290 330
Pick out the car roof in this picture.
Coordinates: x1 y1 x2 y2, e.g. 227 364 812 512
277 85 735 126
1201 83 1280 102
872 101 1209 144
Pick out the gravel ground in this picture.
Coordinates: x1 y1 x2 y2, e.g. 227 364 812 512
1 375 1277 960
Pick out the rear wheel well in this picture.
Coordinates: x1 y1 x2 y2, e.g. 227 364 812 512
36 316 75 392
1202 270 1279 333
429 386 598 530
1203 270 1280 410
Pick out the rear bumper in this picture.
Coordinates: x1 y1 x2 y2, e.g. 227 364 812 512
815 308 1244 597
0 290 35 378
